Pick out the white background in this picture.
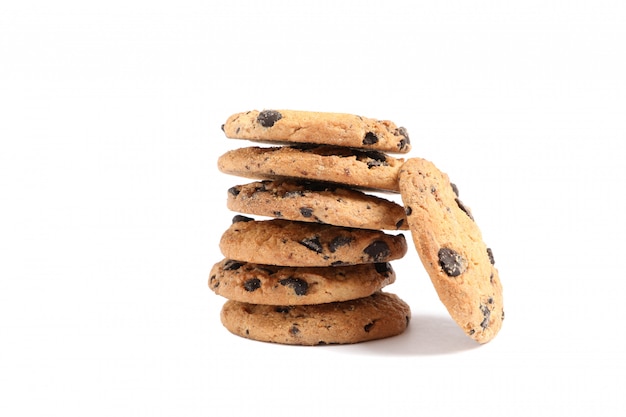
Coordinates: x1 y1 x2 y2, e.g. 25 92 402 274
1 1 625 416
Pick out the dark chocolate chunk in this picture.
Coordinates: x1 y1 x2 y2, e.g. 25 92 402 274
480 305 491 330
455 198 474 220
329 236 353 253
209 275 218 289
232 215 253 223
220 124 225 132
299 236 323 253
228 186 241 197
275 306 291 313
279 277 309 296
395 127 410 149
290 326 300 335
395 218 404 229
363 240 390 262
256 110 282 127
405 206 413 216
364 321 375 332
487 248 495 265
243 278 261 292
451 183 459 197
363 132 379 145
374 262 392 275
438 247 467 277
299 207 314 218
223 260 244 271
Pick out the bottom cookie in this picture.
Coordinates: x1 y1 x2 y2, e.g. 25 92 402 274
220 291 411 345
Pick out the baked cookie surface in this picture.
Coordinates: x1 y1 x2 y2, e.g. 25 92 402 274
227 179 408 230
219 216 407 267
209 258 396 305
222 109 411 153
398 158 503 344
217 145 404 192
220 291 411 345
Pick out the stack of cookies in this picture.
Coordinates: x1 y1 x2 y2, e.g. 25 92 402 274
209 109 504 346
209 109 413 345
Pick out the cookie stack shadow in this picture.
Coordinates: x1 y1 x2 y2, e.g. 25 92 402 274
209 109 413 345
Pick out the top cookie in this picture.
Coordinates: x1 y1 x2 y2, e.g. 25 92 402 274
398 158 504 344
222 109 411 154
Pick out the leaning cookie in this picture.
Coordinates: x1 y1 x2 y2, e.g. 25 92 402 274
220 291 411 345
219 216 407 267
209 258 396 305
227 179 408 230
217 145 404 192
398 158 504 344
222 109 411 153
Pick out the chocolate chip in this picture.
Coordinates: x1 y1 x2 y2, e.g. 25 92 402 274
273 211 283 217
243 278 261 292
480 305 491 329
232 215 253 223
405 206 413 216
223 260 244 270
290 325 300 335
331 260 348 266
279 277 309 296
364 321 375 332
329 236 353 253
227 186 240 197
438 247 467 277
363 240 390 262
395 127 410 150
487 248 495 265
395 218 404 229
451 183 459 197
220 124 225 132
455 198 474 221
275 306 290 313
299 236 323 253
363 132 379 145
256 110 282 127
209 275 218 289
299 207 313 218
374 262 392 275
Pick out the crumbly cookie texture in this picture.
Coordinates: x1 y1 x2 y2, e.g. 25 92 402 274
227 179 408 230
219 216 407 267
222 109 411 154
398 158 503 344
220 291 411 345
217 145 404 192
209 258 396 305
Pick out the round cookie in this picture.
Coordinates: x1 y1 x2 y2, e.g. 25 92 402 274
220 291 411 345
209 258 396 305
217 144 404 192
222 109 411 154
219 216 407 267
227 179 408 230
398 158 504 344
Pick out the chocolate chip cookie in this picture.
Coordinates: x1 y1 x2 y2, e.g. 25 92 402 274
227 179 408 230
222 109 411 153
209 258 396 305
398 158 504 344
217 145 404 192
219 216 407 267
220 291 411 345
